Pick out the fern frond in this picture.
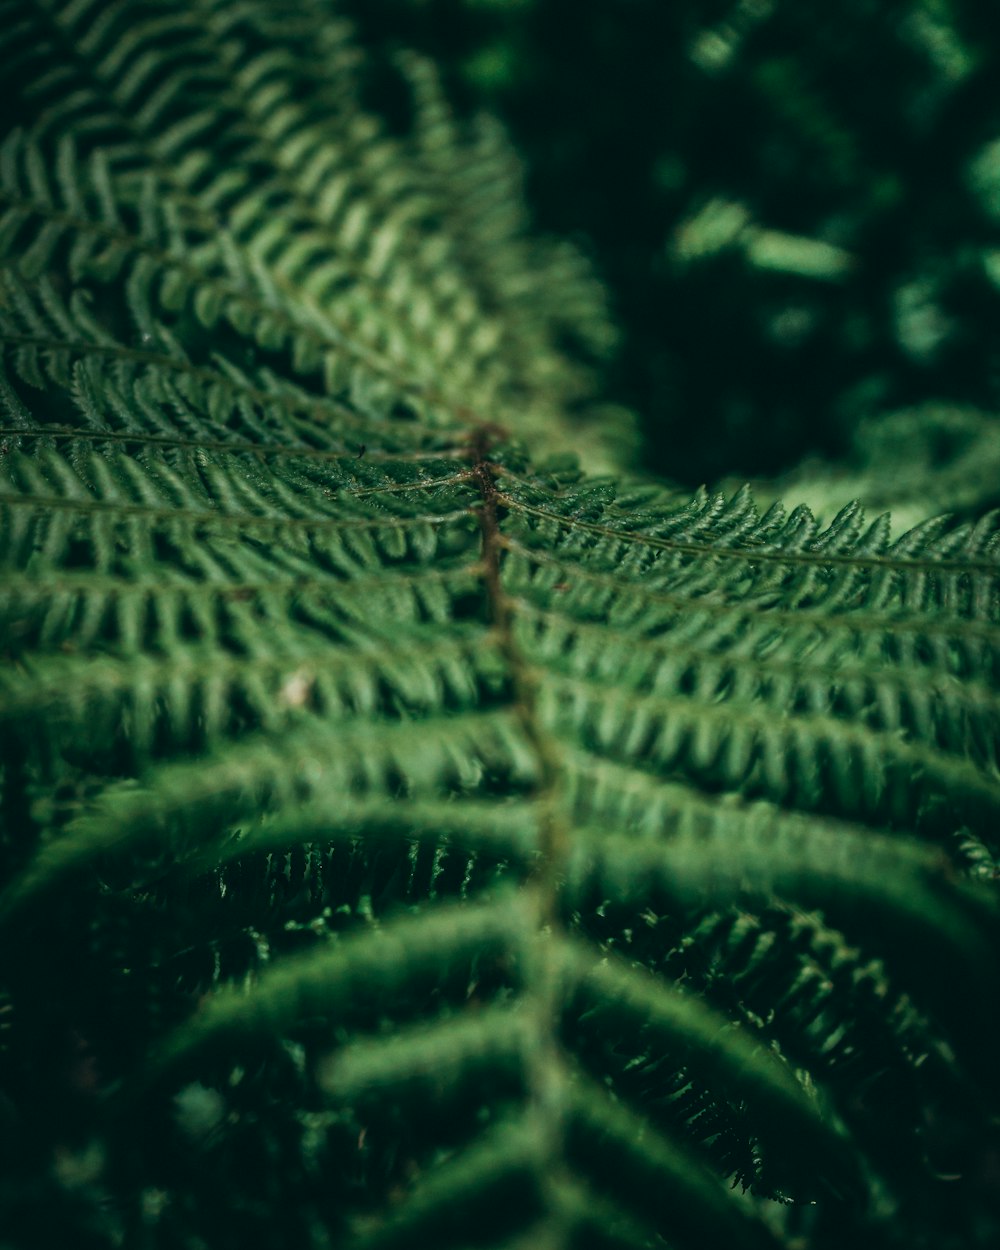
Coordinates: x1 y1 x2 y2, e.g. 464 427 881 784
1 6 998 1250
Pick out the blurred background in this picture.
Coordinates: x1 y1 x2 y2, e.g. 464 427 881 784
344 0 1000 523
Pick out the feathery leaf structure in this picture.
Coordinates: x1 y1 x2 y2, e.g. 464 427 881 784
0 3 998 1249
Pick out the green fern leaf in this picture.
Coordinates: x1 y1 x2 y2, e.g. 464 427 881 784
0 5 997 1249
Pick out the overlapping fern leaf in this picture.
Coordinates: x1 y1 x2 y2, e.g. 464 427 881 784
0 3 998 1248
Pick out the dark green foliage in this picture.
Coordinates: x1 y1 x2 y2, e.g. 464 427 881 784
345 0 1000 505
0 4 998 1249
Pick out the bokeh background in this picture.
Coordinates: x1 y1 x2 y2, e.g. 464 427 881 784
344 0 1000 523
